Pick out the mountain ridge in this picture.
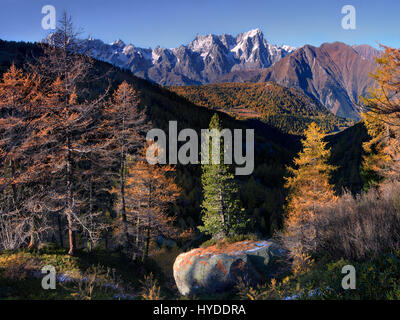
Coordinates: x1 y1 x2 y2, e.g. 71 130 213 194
219 42 379 119
83 28 295 85
45 29 381 119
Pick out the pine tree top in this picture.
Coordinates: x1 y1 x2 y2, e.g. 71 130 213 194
209 113 222 130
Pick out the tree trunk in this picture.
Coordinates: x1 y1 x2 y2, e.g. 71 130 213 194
57 215 64 247
219 189 226 237
143 226 150 262
104 232 109 250
136 215 140 249
143 186 151 261
88 177 93 252
120 154 130 255
27 235 35 249
67 135 75 256
67 220 74 255
10 160 18 209
27 222 35 249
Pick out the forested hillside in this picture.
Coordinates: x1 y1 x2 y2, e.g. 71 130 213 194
327 122 370 194
169 82 352 135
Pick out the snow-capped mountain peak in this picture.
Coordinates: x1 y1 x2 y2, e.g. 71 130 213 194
110 39 125 47
83 29 296 85
188 33 219 53
238 28 264 40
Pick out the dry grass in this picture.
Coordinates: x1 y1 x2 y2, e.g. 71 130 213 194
281 181 400 262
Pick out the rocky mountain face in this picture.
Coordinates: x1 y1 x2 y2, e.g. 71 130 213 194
352 44 382 62
83 29 295 85
221 42 379 119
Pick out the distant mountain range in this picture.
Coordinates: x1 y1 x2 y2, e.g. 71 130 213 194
83 29 295 85
83 29 380 120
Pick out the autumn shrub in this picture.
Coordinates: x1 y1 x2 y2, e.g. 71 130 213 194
139 272 163 300
283 181 400 262
59 264 128 300
235 277 269 300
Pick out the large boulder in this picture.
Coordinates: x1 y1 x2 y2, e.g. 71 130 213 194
173 240 285 296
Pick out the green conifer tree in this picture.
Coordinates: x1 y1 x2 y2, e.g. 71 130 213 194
199 114 248 239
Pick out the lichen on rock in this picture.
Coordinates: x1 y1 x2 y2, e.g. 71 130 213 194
173 240 285 296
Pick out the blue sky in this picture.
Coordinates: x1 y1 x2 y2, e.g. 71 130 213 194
0 0 399 49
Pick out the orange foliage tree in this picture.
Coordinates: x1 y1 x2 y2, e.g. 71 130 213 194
283 122 337 271
101 81 148 254
0 64 44 249
361 46 400 184
22 13 105 255
113 153 180 261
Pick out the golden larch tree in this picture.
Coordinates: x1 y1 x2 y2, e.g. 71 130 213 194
283 123 337 271
361 46 400 184
285 122 337 227
113 151 180 261
102 81 148 255
0 65 44 249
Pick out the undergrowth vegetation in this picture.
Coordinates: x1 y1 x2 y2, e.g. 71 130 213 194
0 244 181 300
200 234 261 248
236 251 400 300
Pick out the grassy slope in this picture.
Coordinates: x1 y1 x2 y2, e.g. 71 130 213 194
0 244 182 300
0 247 136 299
